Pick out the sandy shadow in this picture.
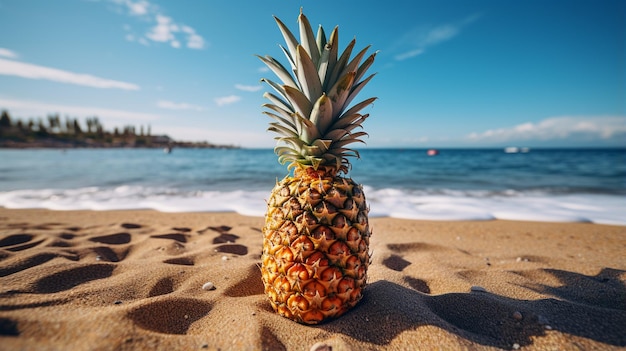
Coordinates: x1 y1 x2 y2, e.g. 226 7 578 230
321 271 626 349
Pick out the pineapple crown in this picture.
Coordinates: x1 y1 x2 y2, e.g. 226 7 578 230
257 9 377 174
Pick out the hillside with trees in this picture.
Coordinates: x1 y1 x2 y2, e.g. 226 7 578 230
0 110 237 149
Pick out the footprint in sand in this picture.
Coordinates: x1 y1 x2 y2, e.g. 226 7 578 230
120 223 142 229
163 256 195 266
127 298 212 335
93 246 129 262
212 233 240 244
261 326 287 351
382 254 411 272
59 232 76 240
207 225 231 234
425 292 545 348
215 244 248 256
29 263 115 294
386 242 446 253
89 232 131 245
0 253 57 277
222 265 265 297
46 232 79 248
0 318 19 336
0 234 44 252
403 276 431 294
147 277 176 297
0 234 34 247
151 233 189 243
202 225 249 256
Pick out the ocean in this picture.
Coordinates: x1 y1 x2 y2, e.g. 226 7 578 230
1 148 624 225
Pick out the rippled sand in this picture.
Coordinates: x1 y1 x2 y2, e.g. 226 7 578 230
1 208 624 350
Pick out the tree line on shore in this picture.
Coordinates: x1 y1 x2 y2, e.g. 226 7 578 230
0 110 236 149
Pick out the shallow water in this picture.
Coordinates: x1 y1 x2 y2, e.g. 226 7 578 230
1 148 624 225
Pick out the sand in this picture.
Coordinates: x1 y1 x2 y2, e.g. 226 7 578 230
0 208 624 350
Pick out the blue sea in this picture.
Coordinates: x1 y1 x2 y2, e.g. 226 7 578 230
1 148 624 225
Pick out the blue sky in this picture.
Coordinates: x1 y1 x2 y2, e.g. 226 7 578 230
0 0 624 148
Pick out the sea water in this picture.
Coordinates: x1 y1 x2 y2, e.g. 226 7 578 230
0 148 624 225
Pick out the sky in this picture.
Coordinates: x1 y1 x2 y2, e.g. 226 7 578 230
0 0 624 148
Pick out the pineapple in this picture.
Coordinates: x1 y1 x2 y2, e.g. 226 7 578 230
258 9 376 324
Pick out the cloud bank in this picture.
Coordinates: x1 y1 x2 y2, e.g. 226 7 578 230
467 116 626 145
0 58 140 90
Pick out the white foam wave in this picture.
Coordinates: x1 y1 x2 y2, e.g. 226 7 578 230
0 186 624 226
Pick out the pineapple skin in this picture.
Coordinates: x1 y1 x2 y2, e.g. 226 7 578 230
261 166 370 324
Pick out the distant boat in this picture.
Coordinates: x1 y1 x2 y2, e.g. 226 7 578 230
504 147 530 154
427 149 439 156
164 146 172 154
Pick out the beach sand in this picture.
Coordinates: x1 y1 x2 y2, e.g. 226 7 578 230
0 208 624 350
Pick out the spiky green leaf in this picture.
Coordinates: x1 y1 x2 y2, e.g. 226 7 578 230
335 45 371 84
339 97 377 119
283 85 313 119
263 111 297 132
309 94 333 135
256 55 298 88
322 26 339 91
343 73 376 111
354 51 378 84
260 78 289 102
298 11 320 66
316 25 327 58
273 15 299 62
295 45 322 102
293 112 321 144
327 71 355 116
330 113 367 131
263 92 293 113
268 122 298 138
327 38 355 87
279 45 296 71
312 139 332 153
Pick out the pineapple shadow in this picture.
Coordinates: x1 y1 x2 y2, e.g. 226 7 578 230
320 269 626 349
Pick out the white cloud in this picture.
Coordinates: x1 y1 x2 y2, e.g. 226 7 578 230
215 95 241 106
182 25 206 49
394 48 424 61
235 84 262 92
111 0 151 16
258 66 270 73
157 100 205 111
467 116 626 143
127 0 149 15
0 98 159 123
0 58 140 90
108 1 206 50
394 13 481 61
146 14 178 43
0 48 18 59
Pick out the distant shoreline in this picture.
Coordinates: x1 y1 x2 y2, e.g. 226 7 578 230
0 138 239 149
0 109 238 149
